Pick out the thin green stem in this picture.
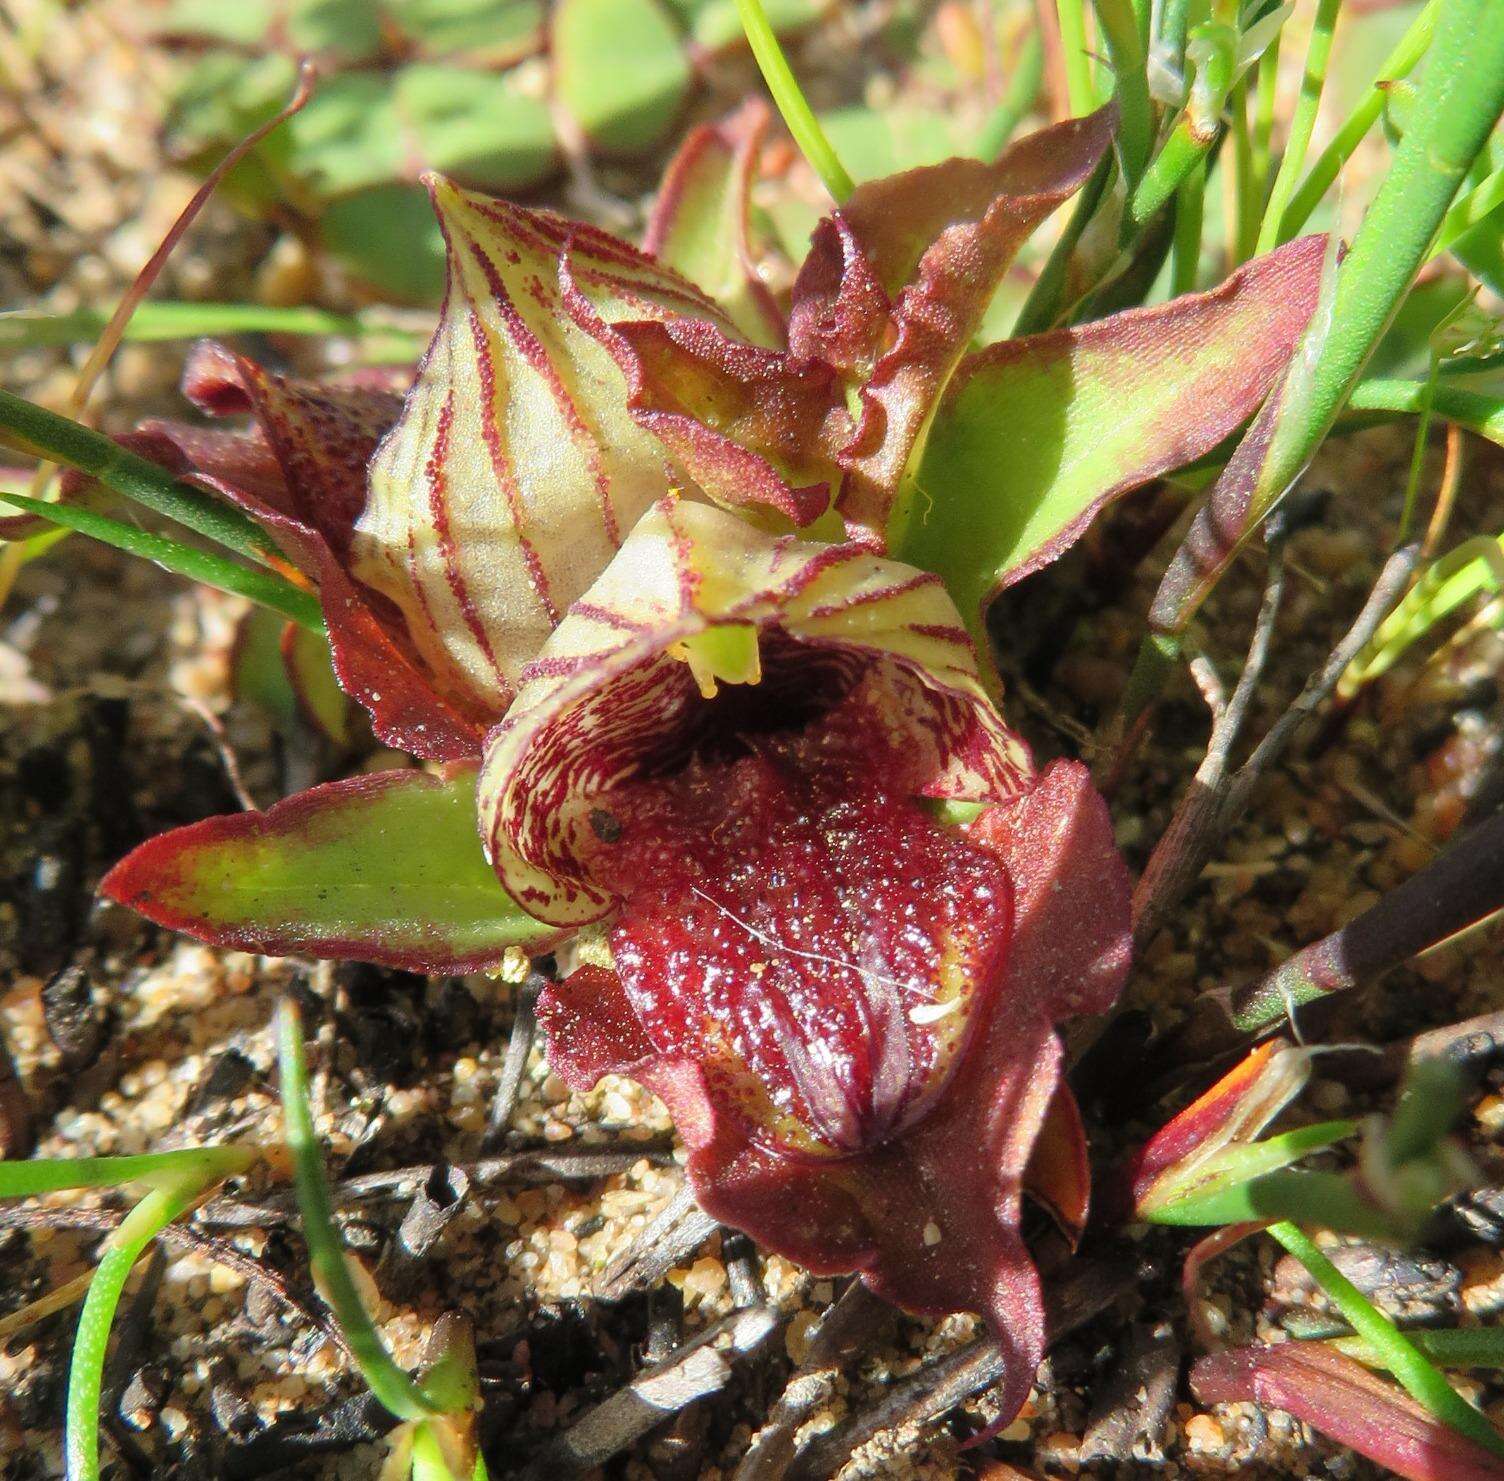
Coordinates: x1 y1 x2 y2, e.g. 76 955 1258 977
1229 77 1259 263
1152 0 1504 636
0 490 325 632
1278 0 1441 242
1430 160 1504 261
1056 0 1097 116
65 1176 210 1480
0 390 279 564
1397 356 1442 542
1269 1221 1504 1458
1250 32 1280 201
1011 153 1114 331
1093 0 1153 184
1171 154 1208 293
1335 1326 1504 1371
1158 0 1190 61
277 998 438 1424
1257 0 1341 253
1126 21 1233 231
735 0 853 202
978 25 1045 158
0 1147 253 1198
0 302 424 353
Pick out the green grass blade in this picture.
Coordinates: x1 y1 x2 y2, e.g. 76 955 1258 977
0 389 280 565
276 997 437 1423
0 489 324 632
1277 0 1441 242
0 302 426 354
0 1147 252 1199
735 0 853 202
1256 0 1341 253
65 1176 217 1479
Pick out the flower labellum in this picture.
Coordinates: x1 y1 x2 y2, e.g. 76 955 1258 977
486 498 1132 1423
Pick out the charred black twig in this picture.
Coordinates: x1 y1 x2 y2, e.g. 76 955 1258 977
523 1304 781 1477
786 1258 1133 1479
1171 806 1504 1061
594 1185 719 1303
1133 541 1420 950
482 971 544 1153
735 1282 893 1481
1079 1320 1179 1463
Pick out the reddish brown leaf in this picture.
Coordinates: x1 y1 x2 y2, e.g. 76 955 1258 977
1192 1341 1504 1480
567 299 848 525
814 108 1118 545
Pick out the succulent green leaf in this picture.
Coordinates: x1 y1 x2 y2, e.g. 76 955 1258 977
902 236 1327 626
102 767 557 971
395 65 557 190
553 0 691 154
387 0 545 60
320 186 448 303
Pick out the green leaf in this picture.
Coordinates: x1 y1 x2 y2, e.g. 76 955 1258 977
102 766 557 971
285 73 405 196
395 64 557 191
387 0 545 60
553 0 691 155
902 236 1327 625
675 0 827 53
320 185 448 303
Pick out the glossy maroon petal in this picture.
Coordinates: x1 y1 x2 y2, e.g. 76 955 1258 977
537 757 1131 1429
1192 1341 1504 1480
120 362 484 761
180 340 406 560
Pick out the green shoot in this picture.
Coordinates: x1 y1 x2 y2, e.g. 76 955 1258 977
1338 531 1504 698
1430 160 1504 262
734 0 853 203
1126 21 1234 232
0 302 424 357
1056 0 1097 117
977 25 1045 158
1269 1220 1504 1459
0 489 325 632
1276 0 1441 243
1256 0 1341 253
1092 0 1153 185
0 1144 255 1480
0 390 282 567
276 998 485 1480
1334 1326 1504 1372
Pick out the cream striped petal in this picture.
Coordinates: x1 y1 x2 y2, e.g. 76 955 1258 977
351 178 741 722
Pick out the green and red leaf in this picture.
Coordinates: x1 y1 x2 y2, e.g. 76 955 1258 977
645 99 785 347
788 107 1117 545
902 235 1329 627
102 767 556 972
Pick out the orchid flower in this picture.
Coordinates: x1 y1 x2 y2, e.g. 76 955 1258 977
100 104 1332 1419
